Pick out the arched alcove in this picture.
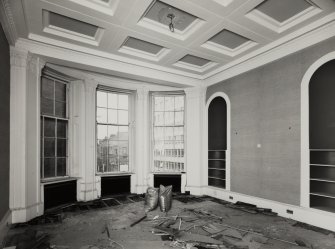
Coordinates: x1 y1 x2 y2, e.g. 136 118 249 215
207 94 230 189
301 52 335 212
308 59 335 212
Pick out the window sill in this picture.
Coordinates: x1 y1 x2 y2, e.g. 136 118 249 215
96 172 135 177
41 176 79 185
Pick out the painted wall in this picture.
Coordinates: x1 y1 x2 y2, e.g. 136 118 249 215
0 25 10 220
206 37 335 206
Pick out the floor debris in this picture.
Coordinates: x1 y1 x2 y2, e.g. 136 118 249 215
3 194 335 249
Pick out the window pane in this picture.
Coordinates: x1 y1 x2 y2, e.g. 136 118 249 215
154 141 164 157
119 156 128 172
174 127 184 140
55 101 66 118
165 127 173 140
109 140 118 156
57 120 67 138
41 77 54 99
175 96 184 111
44 158 55 178
165 97 174 111
98 139 108 156
154 112 164 126
44 118 55 137
119 126 128 140
175 111 184 126
55 82 66 101
164 112 174 126
119 140 128 156
108 93 117 109
154 97 164 111
97 107 107 123
97 91 107 107
57 158 66 176
108 109 117 124
41 97 54 116
44 138 55 157
97 125 108 140
118 94 128 109
97 155 107 173
118 110 128 125
57 138 67 157
108 155 118 172
108 125 118 140
154 127 164 141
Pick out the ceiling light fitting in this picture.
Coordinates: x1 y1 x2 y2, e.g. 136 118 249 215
167 13 175 32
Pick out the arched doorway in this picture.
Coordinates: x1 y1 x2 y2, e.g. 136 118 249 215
207 93 230 189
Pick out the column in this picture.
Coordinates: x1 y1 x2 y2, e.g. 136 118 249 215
134 87 150 193
184 86 206 195
82 78 99 200
10 47 45 222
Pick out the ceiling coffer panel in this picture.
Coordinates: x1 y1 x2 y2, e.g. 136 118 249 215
255 0 312 22
122 37 164 54
144 0 198 31
48 11 99 37
180 55 210 66
209 29 250 49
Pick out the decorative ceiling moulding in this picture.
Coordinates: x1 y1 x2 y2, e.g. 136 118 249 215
137 0 206 41
213 0 233 7
174 54 218 73
68 0 119 16
118 36 170 61
201 29 258 57
42 10 105 46
246 0 322 33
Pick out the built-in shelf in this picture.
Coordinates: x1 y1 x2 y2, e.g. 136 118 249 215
309 149 335 213
310 164 335 168
208 168 226 171
310 192 335 199
208 159 225 161
311 178 335 183
208 176 226 180
208 150 226 151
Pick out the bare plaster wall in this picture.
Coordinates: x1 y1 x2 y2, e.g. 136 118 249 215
206 37 335 205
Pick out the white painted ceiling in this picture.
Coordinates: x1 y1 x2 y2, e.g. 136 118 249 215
3 0 335 82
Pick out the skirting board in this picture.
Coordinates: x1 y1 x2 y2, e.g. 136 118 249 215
0 210 11 244
200 186 335 232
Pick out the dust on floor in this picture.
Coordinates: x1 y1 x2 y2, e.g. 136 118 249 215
2 195 335 249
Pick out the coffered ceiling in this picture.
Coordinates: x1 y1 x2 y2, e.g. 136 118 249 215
2 0 335 86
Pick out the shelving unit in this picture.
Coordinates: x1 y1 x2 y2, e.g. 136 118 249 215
208 150 226 188
208 96 227 189
310 150 335 211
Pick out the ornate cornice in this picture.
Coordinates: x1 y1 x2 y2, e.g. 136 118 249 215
0 0 18 45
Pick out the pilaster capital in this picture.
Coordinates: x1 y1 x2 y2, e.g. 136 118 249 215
84 77 99 93
10 46 28 68
136 87 149 100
